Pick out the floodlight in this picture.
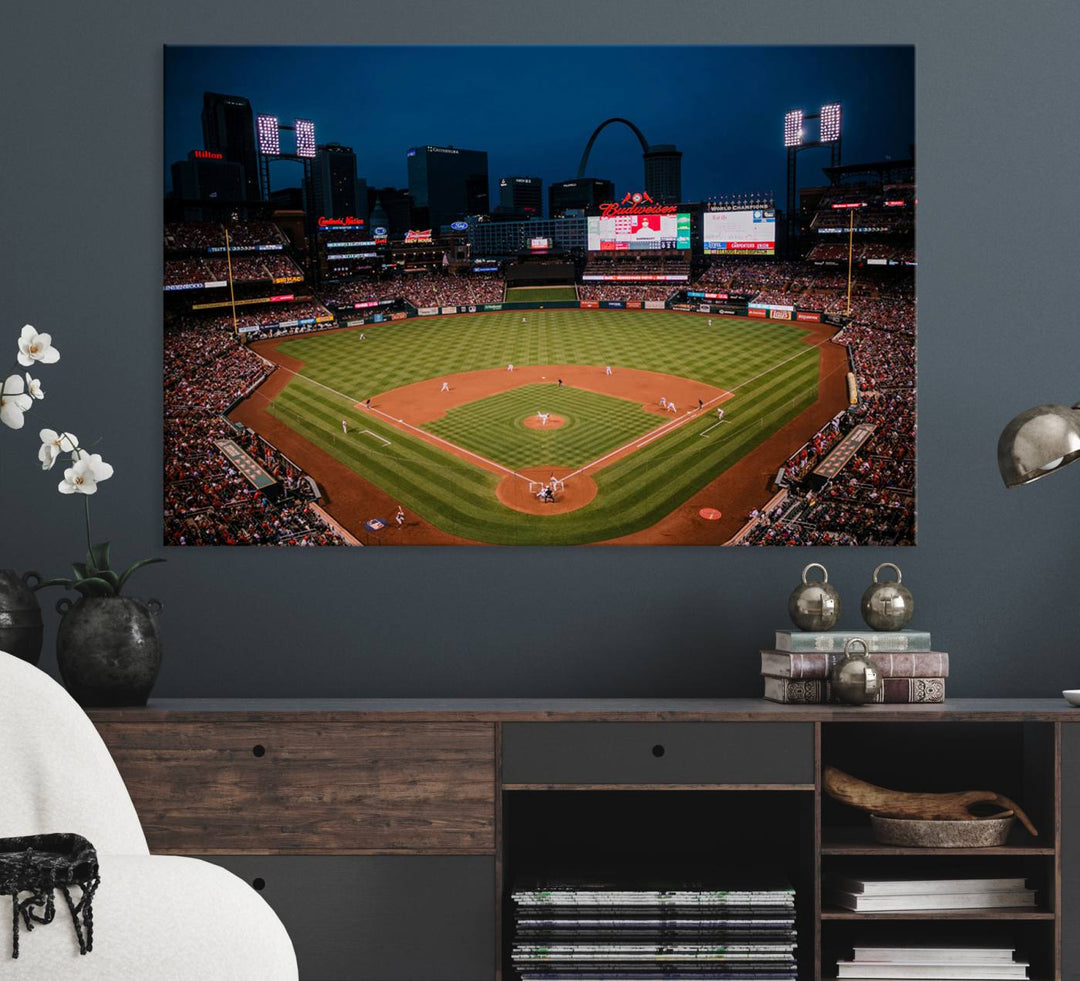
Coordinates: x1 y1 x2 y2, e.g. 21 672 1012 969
257 115 280 156
295 119 316 158
820 103 842 142
784 110 803 148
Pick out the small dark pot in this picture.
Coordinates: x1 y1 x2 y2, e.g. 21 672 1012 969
56 596 163 707
0 570 44 666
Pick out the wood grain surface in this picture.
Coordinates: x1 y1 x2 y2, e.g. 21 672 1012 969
95 721 495 854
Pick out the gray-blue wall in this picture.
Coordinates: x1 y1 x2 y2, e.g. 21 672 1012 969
2 0 1079 699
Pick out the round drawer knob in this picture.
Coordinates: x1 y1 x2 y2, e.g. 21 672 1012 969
252 877 266 891
651 744 666 758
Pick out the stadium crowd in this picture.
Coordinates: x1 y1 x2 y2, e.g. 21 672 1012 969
164 321 347 546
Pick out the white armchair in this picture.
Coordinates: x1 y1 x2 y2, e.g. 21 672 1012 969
0 650 298 980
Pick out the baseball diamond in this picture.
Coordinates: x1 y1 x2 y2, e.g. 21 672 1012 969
231 309 850 545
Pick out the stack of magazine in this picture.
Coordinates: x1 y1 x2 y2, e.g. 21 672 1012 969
824 874 1036 912
510 875 798 980
835 945 1030 979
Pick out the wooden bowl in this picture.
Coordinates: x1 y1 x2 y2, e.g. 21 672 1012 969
870 813 1016 848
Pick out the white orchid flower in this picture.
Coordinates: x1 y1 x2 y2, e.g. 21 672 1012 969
17 325 60 367
25 373 43 400
0 374 33 430
38 429 79 470
58 449 114 495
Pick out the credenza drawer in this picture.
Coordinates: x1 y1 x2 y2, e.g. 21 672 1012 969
501 722 814 786
95 722 495 854
207 855 495 981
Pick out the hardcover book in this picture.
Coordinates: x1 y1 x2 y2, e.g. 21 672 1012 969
774 630 931 653
760 650 948 680
762 676 946 704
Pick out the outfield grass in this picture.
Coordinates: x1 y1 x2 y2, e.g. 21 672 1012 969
424 384 661 470
504 286 579 303
266 310 821 544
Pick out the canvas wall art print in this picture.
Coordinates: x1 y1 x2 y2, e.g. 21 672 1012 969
163 45 915 546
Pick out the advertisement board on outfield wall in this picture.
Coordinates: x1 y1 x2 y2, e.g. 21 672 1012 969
600 301 625 309
440 306 458 315
579 301 599 309
645 301 667 310
418 307 438 316
796 311 822 322
748 308 767 318
482 304 503 311
770 309 792 320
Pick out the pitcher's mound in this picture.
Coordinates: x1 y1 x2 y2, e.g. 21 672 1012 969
497 467 597 515
522 413 567 431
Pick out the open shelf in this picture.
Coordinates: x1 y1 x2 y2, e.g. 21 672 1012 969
820 826 1054 856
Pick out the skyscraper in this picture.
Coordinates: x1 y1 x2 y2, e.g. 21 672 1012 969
643 145 683 203
170 151 246 221
548 178 615 218
201 92 259 202
498 176 543 217
311 143 368 222
406 145 489 229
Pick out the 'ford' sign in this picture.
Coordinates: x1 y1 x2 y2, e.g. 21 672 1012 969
450 221 469 231
373 227 387 236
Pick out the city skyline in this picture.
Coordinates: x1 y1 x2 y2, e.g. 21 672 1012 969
165 45 914 209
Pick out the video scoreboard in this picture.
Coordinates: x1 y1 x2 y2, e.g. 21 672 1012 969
703 209 776 255
587 213 691 251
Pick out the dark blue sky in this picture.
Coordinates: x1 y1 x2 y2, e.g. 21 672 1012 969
165 46 914 203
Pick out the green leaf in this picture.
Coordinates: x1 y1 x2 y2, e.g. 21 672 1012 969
117 557 166 594
87 542 111 576
72 577 117 598
71 562 89 580
97 569 121 591
33 577 77 592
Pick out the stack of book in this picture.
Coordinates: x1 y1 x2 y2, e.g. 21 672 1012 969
824 874 1036 912
761 630 948 704
836 945 1029 979
510 876 798 980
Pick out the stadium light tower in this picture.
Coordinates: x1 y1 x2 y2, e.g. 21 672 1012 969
255 113 316 200
784 103 843 254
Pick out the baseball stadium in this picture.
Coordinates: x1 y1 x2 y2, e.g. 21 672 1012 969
165 82 914 547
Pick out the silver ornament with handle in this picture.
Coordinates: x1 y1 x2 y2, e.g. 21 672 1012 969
860 562 914 631
787 562 841 631
831 637 884 705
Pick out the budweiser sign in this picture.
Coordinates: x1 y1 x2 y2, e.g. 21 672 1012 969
599 191 679 218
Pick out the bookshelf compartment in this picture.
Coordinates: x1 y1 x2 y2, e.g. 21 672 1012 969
501 789 814 980
821 721 1055 847
820 917 1054 980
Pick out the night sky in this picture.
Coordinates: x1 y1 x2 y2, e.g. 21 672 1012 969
164 46 914 203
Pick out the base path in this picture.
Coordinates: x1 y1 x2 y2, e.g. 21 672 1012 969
364 364 729 426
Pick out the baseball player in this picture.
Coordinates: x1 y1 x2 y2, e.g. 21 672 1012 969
717 407 725 422
507 363 514 372
440 381 450 392
668 401 677 414
659 397 667 409
341 419 348 435
395 506 405 527
605 365 613 376
698 398 704 411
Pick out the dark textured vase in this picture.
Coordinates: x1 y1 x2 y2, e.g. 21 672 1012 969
55 596 163 707
0 570 44 665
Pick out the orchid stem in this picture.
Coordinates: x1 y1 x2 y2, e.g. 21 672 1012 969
84 494 93 556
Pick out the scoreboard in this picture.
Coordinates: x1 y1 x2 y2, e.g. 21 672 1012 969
703 209 776 255
587 213 691 251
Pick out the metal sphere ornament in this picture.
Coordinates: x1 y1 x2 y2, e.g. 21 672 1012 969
787 562 842 632
860 562 914 631
830 638 884 706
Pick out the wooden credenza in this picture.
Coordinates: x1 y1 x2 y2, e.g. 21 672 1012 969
89 699 1080 981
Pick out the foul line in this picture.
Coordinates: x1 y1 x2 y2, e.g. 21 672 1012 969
700 419 729 437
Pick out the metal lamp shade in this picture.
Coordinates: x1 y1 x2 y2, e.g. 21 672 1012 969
997 403 1080 487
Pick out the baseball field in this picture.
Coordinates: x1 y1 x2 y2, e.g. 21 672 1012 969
234 309 850 545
